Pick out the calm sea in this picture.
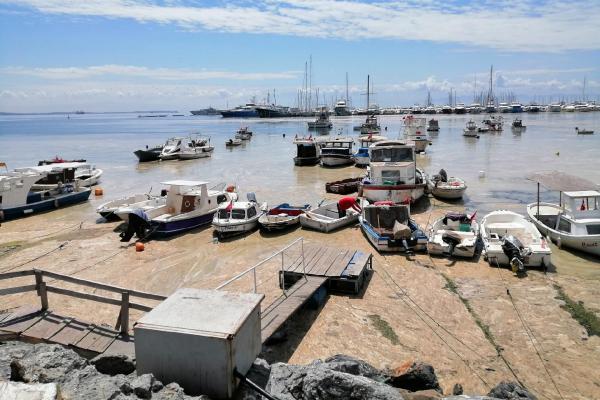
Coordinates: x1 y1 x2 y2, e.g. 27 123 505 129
1 112 599 215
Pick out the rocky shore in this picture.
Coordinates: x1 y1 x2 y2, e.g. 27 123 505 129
0 341 539 400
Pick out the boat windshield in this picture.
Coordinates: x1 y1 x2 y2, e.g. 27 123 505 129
231 209 246 219
370 148 413 162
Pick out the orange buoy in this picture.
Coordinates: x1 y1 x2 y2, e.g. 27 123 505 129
226 185 236 193
94 187 104 196
135 242 145 252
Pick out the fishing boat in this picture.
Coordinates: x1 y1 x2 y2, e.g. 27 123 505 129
0 169 91 222
427 212 479 258
482 115 503 131
334 100 351 116
360 140 427 204
526 171 600 257
354 114 380 134
299 202 359 232
235 127 253 140
427 119 439 132
15 162 102 191
512 118 526 131
96 193 162 221
134 145 163 162
353 134 387 167
212 193 266 238
319 137 354 167
159 137 185 160
258 203 310 231
575 127 594 135
118 181 237 240
402 116 430 153
307 108 333 130
325 177 362 195
293 136 320 166
179 138 214 159
225 138 243 147
359 201 427 252
480 210 551 270
427 169 467 200
463 120 480 138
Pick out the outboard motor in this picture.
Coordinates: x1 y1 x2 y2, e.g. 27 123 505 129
501 235 530 276
442 231 463 255
120 212 151 242
438 169 448 183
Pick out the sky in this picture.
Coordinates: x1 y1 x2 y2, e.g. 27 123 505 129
0 0 599 113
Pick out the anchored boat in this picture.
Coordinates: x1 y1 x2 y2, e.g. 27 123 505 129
293 136 320 166
427 212 479 258
258 203 310 231
299 202 359 232
427 169 467 200
402 116 430 153
15 162 102 190
212 192 266 238
134 145 163 162
319 137 355 167
96 192 163 221
353 134 387 167
307 108 333 130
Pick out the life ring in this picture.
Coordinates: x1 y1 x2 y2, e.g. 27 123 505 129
184 200 191 208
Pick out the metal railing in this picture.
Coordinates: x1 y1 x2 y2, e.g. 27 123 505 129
216 237 307 295
0 269 167 334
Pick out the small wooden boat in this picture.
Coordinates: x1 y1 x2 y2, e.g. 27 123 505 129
359 201 427 252
427 169 467 200
134 145 163 162
575 127 594 135
480 210 551 270
225 138 243 147
212 193 266 238
325 177 362 195
427 212 479 258
258 203 310 231
299 202 359 232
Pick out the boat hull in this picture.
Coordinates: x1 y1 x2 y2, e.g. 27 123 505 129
360 220 427 252
220 110 258 118
294 156 319 166
0 189 91 221
134 149 161 162
360 184 426 204
213 219 259 237
320 155 354 167
151 212 215 237
258 215 300 231
299 208 359 233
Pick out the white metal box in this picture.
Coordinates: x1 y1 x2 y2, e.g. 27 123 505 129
134 288 264 399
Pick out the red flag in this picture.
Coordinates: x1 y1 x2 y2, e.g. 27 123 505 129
225 200 233 211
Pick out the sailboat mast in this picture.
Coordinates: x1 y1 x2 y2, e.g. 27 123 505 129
366 75 370 110
345 72 349 104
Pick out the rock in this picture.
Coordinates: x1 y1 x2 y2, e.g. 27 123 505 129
0 381 58 400
9 344 87 383
442 397 497 400
152 382 210 400
388 361 441 393
452 384 463 395
400 389 442 399
246 358 271 389
131 373 155 399
91 353 136 376
487 381 537 400
58 365 133 399
267 362 404 400
319 354 391 383
0 341 36 380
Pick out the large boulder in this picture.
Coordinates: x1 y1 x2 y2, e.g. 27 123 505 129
57 365 133 399
388 361 441 393
91 353 136 376
487 381 537 400
0 341 36 380
0 381 58 400
317 355 391 383
267 362 404 400
9 344 87 384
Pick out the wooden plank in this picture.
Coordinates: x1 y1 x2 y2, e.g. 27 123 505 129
323 250 354 277
45 286 153 312
302 246 333 275
74 325 118 354
50 319 91 346
312 248 347 276
261 276 327 343
21 313 67 341
0 306 46 334
342 252 371 277
104 334 135 357
286 245 321 273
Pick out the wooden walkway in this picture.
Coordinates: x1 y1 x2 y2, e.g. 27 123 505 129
0 306 135 357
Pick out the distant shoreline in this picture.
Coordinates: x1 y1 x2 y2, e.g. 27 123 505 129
0 111 179 115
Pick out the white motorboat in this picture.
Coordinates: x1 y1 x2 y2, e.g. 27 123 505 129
258 203 310 231
463 120 479 137
0 168 91 222
97 192 161 221
354 114 380 134
526 171 600 257
225 138 243 147
360 140 427 204
575 127 594 135
299 202 359 232
212 192 266 237
482 115 503 131
159 137 184 160
427 212 479 258
402 116 430 153
427 119 439 132
359 201 427 252
319 137 355 167
427 169 467 200
498 102 511 113
307 108 333 130
562 104 575 112
353 134 387 167
548 103 562 112
179 138 214 159
15 162 103 190
235 127 253 140
118 181 237 239
480 210 551 269
454 103 467 114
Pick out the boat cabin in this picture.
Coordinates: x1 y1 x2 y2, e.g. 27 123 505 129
0 171 45 208
319 138 354 155
15 162 83 187
216 202 258 221
147 180 228 220
367 141 417 185
557 191 600 234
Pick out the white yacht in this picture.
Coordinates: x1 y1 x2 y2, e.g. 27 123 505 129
463 120 479 137
319 137 355 167
15 162 102 190
334 100 351 116
548 103 562 112
402 116 430 153
498 102 511 113
159 137 185 160
360 140 427 204
212 193 266 238
179 137 214 159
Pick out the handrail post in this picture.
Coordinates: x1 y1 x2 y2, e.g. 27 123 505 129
39 282 48 311
120 292 129 335
281 252 285 294
34 269 43 294
253 268 257 293
301 238 307 281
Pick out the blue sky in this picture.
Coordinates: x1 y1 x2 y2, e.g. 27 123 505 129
0 0 599 112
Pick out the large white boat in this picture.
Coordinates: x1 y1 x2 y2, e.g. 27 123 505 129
498 102 511 113
526 171 600 257
15 162 102 190
334 100 351 116
179 137 214 159
402 116 430 153
360 140 427 204
319 137 355 167
212 193 266 238
548 103 562 112
480 210 551 269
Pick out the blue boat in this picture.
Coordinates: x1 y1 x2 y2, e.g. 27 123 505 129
0 169 91 222
359 202 427 252
220 103 259 118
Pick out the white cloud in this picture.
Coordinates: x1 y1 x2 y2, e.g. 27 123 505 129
2 0 600 52
0 65 300 81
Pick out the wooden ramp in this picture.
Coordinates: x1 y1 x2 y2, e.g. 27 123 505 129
0 306 135 357
260 276 326 343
